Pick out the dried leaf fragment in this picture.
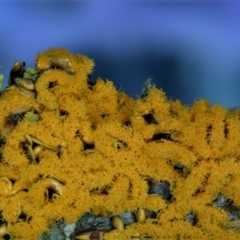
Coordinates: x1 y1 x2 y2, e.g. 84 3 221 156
15 77 35 91
51 58 73 74
0 177 13 195
9 106 32 115
0 223 8 237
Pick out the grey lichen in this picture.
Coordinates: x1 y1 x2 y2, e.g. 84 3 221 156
38 221 76 240
139 76 155 100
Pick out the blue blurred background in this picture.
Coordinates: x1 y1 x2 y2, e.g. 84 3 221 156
1 0 240 108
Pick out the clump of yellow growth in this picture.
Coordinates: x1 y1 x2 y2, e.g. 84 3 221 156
0 48 240 238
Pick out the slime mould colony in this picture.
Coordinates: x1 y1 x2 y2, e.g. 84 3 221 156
0 49 240 240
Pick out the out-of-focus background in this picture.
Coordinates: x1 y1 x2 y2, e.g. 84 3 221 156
1 0 240 108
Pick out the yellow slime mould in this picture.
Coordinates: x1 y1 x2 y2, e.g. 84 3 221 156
0 48 240 239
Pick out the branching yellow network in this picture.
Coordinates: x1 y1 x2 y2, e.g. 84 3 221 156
0 48 240 239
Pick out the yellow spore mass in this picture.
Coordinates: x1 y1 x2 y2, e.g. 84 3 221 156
0 48 240 239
